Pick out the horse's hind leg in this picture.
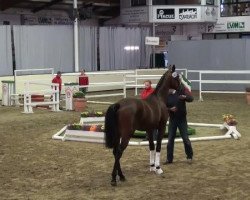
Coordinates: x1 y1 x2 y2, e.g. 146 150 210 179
148 130 156 172
111 146 119 186
117 138 129 182
111 141 127 186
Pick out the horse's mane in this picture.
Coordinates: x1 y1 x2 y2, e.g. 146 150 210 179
153 70 170 94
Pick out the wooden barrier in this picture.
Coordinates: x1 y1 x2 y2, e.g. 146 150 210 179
23 81 60 114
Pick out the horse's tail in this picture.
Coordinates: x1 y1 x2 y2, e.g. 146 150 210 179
104 103 120 148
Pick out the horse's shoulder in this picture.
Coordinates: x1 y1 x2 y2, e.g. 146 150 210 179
117 97 140 108
119 97 138 103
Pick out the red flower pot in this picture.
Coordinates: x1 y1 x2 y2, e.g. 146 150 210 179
73 98 87 112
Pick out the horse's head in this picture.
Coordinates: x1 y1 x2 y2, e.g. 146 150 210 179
167 64 180 90
154 64 180 98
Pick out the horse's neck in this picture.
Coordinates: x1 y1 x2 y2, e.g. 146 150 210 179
156 84 170 102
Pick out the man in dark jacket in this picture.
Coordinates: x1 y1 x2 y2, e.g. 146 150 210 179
164 85 193 164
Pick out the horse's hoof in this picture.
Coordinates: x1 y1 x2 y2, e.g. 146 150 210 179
155 167 163 175
150 166 156 172
120 175 126 182
111 180 117 186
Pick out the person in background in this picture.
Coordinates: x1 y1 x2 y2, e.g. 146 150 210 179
164 83 194 165
52 71 62 95
78 69 89 94
140 80 157 140
140 80 154 99
52 71 62 109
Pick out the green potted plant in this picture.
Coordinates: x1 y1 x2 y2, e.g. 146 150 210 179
246 87 250 105
81 111 106 118
73 91 87 112
67 123 104 132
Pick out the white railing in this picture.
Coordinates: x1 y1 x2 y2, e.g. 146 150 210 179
23 81 60 113
62 70 135 106
127 68 188 95
126 74 159 96
61 70 135 76
14 68 54 94
188 70 250 101
79 80 135 99
13 68 250 107
65 80 135 110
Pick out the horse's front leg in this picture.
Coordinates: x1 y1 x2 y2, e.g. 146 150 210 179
155 124 166 175
148 130 156 172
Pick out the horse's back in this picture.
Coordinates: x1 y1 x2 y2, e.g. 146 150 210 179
116 96 167 131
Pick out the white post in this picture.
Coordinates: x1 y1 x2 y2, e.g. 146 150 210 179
14 71 17 94
65 83 79 110
135 69 138 96
23 82 28 113
73 0 79 72
123 74 126 98
199 71 203 101
152 23 155 68
28 94 32 113
53 84 60 112
55 85 60 111
52 85 56 111
201 0 206 6
23 82 33 113
184 69 188 79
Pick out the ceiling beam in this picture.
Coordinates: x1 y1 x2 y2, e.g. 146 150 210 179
29 0 52 2
80 0 119 4
0 0 27 11
32 0 63 12
91 2 119 7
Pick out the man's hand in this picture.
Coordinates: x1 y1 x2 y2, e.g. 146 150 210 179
169 106 177 112
179 95 186 100
168 89 176 94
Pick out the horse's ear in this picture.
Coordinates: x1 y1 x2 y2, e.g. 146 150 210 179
172 64 176 72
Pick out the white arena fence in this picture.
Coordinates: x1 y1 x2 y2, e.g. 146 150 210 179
131 68 188 95
23 81 60 114
62 70 135 106
67 68 185 102
12 68 54 105
58 69 250 102
61 69 176 107
4 68 250 106
188 70 250 101
14 68 54 93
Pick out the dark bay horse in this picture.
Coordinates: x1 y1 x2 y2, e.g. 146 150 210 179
104 66 180 186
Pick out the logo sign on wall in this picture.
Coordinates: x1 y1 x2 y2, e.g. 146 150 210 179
121 7 148 23
227 22 245 31
22 15 73 25
179 8 197 20
157 9 175 19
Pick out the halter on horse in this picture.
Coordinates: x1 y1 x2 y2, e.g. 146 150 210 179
104 65 180 186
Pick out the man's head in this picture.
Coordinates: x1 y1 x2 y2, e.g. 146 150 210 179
80 69 85 75
144 80 152 89
57 71 61 77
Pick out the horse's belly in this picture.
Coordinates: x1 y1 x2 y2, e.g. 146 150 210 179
135 119 158 131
